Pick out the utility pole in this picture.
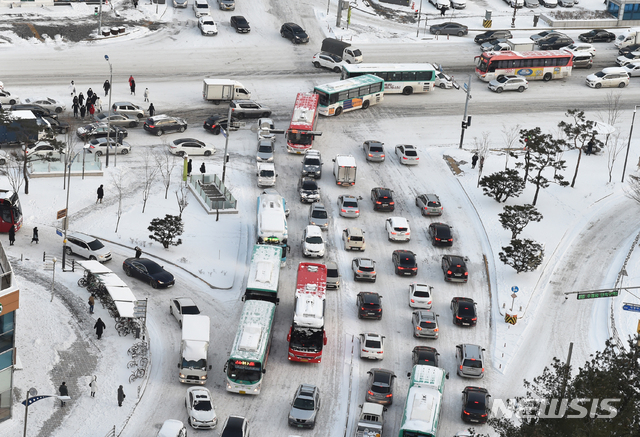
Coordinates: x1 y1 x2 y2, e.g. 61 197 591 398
459 76 472 149
98 0 102 36
104 55 113 168
416 0 423 38
622 105 638 183
222 105 232 183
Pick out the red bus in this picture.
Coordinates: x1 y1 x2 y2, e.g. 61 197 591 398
286 93 321 154
475 50 573 82
0 190 22 233
287 262 327 363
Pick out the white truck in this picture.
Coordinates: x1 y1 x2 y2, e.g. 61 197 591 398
202 79 251 104
615 28 640 49
256 189 288 246
332 154 357 186
321 38 363 64
178 315 211 384
355 403 385 437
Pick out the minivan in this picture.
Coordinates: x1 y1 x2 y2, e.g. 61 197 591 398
325 261 341 289
456 344 486 378
586 68 629 88
572 53 593 69
256 162 277 187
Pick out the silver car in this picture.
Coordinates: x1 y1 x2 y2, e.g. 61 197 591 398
337 195 361 218
93 112 140 128
352 257 377 282
488 75 528 93
308 203 329 229
256 139 275 162
415 193 443 216
229 100 272 119
363 140 385 162
302 150 323 178
111 101 145 119
288 384 320 429
412 310 439 339
325 261 341 289
87 137 131 156
456 344 485 378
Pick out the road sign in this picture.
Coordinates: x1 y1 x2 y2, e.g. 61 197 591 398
463 83 468 91
512 286 519 293
505 313 517 325
622 303 640 313
56 208 67 220
56 229 63 237
577 290 619 300
511 293 518 299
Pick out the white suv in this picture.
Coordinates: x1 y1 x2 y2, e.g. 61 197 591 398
586 68 629 88
409 283 433 309
312 52 345 73
65 232 112 262
193 0 210 17
302 225 325 258
488 75 528 93
385 217 411 242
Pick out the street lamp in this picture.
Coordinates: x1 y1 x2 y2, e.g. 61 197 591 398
61 151 80 270
622 105 639 183
104 55 112 168
222 104 233 183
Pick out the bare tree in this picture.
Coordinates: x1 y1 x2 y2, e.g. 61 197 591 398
60 119 81 190
155 146 178 200
0 159 24 194
501 123 521 170
597 92 623 147
473 131 491 187
607 132 627 183
141 148 159 213
175 183 189 218
111 170 126 233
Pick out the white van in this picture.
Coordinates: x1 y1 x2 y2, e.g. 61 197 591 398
158 420 187 437
256 162 277 187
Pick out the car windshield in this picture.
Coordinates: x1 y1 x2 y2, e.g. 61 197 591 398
369 145 383 152
145 262 163 274
293 397 315 410
305 158 321 166
394 227 408 232
194 400 212 411
359 265 374 272
312 210 328 219
350 236 363 242
182 305 200 315
417 351 436 363
594 71 606 78
260 170 275 177
306 236 323 244
182 357 207 369
343 200 358 208
258 145 273 153
463 359 483 368
87 239 105 250
302 180 317 190
365 339 381 348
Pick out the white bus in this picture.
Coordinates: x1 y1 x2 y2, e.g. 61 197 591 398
314 74 384 117
244 244 282 304
398 365 447 437
341 63 437 95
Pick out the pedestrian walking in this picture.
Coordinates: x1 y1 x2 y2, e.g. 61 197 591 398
31 227 38 244
130 79 136 95
73 95 79 105
471 153 479 169
128 75 134 88
78 92 85 106
440 6 445 16
135 246 142 259
148 103 155 117
96 184 104 204
117 385 126 407
95 96 103 112
103 80 110 96
87 88 94 100
88 295 95 314
133 0 138 7
143 88 149 102
72 101 79 118
80 105 86 119
586 136 595 156
8 225 15 246
91 93 98 106
200 162 206 180
59 382 68 407
187 158 192 176
90 376 97 397
94 318 106 340
88 103 95 117
69 80 76 96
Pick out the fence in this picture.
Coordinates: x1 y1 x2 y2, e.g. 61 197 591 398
188 173 238 212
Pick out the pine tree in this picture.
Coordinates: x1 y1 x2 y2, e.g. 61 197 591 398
499 238 544 273
148 215 183 249
479 169 525 203
558 109 602 188
498 204 543 239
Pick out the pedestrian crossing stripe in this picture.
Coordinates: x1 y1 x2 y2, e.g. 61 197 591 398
505 314 517 325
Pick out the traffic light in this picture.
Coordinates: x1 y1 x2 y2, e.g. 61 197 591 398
94 7 98 15
467 116 472 128
461 121 467 129
414 10 419 18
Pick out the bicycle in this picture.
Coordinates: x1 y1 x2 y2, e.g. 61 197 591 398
127 356 148 369
127 341 149 358
129 367 145 383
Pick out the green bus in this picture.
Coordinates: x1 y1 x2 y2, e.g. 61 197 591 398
399 365 447 437
314 74 384 117
244 244 282 304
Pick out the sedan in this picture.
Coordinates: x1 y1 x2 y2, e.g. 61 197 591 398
461 387 491 424
0 89 19 105
371 187 395 212
530 30 561 42
363 140 385 162
230 15 250 33
23 97 66 113
169 138 215 157
288 384 320 429
203 115 238 135
256 139 275 162
352 257 377 282
360 333 385 360
412 310 439 339
312 52 345 73
579 29 615 43
392 250 418 276
87 137 131 156
451 297 478 326
302 225 325 258
474 29 512 44
185 387 218 429
230 100 271 119
441 255 468 282
619 43 640 55
395 144 419 165
430 22 468 36
308 202 329 230
337 195 360 218
428 222 453 246
412 346 440 367
198 16 218 35
365 368 395 406
357 292 382 319
93 112 140 128
488 75 528 93
43 116 70 134
409 283 433 309
123 257 175 288
25 141 64 160
77 122 128 141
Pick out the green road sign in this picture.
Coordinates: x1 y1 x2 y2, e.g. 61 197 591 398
577 290 619 300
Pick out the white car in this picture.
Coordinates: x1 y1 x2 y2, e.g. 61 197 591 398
169 138 215 156
395 144 419 165
25 140 65 160
586 68 630 88
23 97 66 113
623 61 640 77
257 118 276 143
616 51 640 67
158 420 187 437
435 71 456 89
87 137 131 156
185 387 218 430
488 75 528 93
193 0 210 17
562 42 596 57
65 232 112 262
0 89 19 105
256 162 277 187
409 283 433 309
302 225 325 258
198 16 218 36
359 332 385 360
312 52 346 73
385 217 411 242
170 297 201 328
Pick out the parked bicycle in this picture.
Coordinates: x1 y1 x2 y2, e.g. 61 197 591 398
129 367 145 384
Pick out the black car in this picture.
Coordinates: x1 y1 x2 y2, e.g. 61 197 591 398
579 29 615 43
451 297 477 326
298 176 320 203
76 122 127 141
392 250 418 276
371 187 395 212
123 258 175 288
619 43 640 55
474 29 512 44
461 386 491 423
220 415 249 437
203 115 239 135
365 368 396 406
143 114 188 136
11 103 57 120
536 35 574 50
357 292 382 319
43 116 70 134
442 255 468 282
530 30 562 42
428 222 453 246
412 346 440 367
281 22 309 44
230 16 250 33
429 22 468 36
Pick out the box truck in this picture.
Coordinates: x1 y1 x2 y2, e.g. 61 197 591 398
321 38 363 64
332 154 357 186
0 110 51 146
615 28 640 49
202 79 251 104
178 315 211 384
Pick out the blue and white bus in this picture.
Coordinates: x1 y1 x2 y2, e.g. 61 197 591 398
314 74 384 117
341 63 437 95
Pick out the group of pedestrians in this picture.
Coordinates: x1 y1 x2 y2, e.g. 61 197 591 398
58 378 126 407
7 226 39 246
71 87 101 119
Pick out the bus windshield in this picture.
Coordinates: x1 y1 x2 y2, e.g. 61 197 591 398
226 360 262 382
289 327 323 352
287 131 313 146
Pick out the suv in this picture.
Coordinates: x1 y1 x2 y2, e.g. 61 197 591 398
312 52 344 73
308 202 329 229
230 100 271 119
65 232 112 262
203 115 238 135
488 75 528 93
342 227 366 251
144 115 188 136
451 297 477 326
416 193 443 216
461 386 491 424
363 140 385 162
288 384 320 429
357 292 383 319
385 217 411 242
428 222 453 246
111 101 145 119
392 250 418 276
302 150 323 178
281 22 309 44
170 297 200 328
298 176 320 203
456 344 486 378
412 310 439 339
371 187 395 212
230 16 250 33
474 29 512 44
409 283 433 309
325 261 341 289
256 139 274 162
412 346 440 367
217 0 235 10
302 225 325 258
586 68 630 88
442 255 468 282
352 257 377 282
572 53 594 69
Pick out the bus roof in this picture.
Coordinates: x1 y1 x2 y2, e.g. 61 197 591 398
293 294 324 328
246 245 282 294
229 300 276 362
289 92 319 131
342 63 436 73
481 50 573 59
295 263 327 300
314 74 384 94
399 365 446 437
410 365 446 391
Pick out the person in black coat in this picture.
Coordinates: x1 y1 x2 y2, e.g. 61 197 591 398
87 88 94 100
103 80 110 96
187 159 192 176
130 79 136 95
94 318 106 339
117 385 126 407
59 382 69 406
97 184 104 204
72 101 79 118
8 225 15 246
471 153 479 169
148 103 155 117
80 105 86 119
31 227 38 244
78 92 85 106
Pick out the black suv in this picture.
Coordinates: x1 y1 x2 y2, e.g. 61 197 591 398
11 104 57 120
442 255 468 282
428 222 453 246
281 22 309 44
451 297 477 326
203 115 238 135
371 187 395 212
392 250 417 276
474 29 512 44
357 292 382 319
230 16 250 33
461 387 491 424
143 115 188 136
412 346 440 367
536 34 574 50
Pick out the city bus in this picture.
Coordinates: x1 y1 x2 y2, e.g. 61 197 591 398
286 93 321 154
341 63 437 95
224 299 276 395
398 365 447 437
244 244 282 304
314 74 384 117
0 190 22 233
475 50 574 82
287 263 328 363
256 190 289 266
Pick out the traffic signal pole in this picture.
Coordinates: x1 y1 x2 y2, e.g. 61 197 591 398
459 76 472 149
